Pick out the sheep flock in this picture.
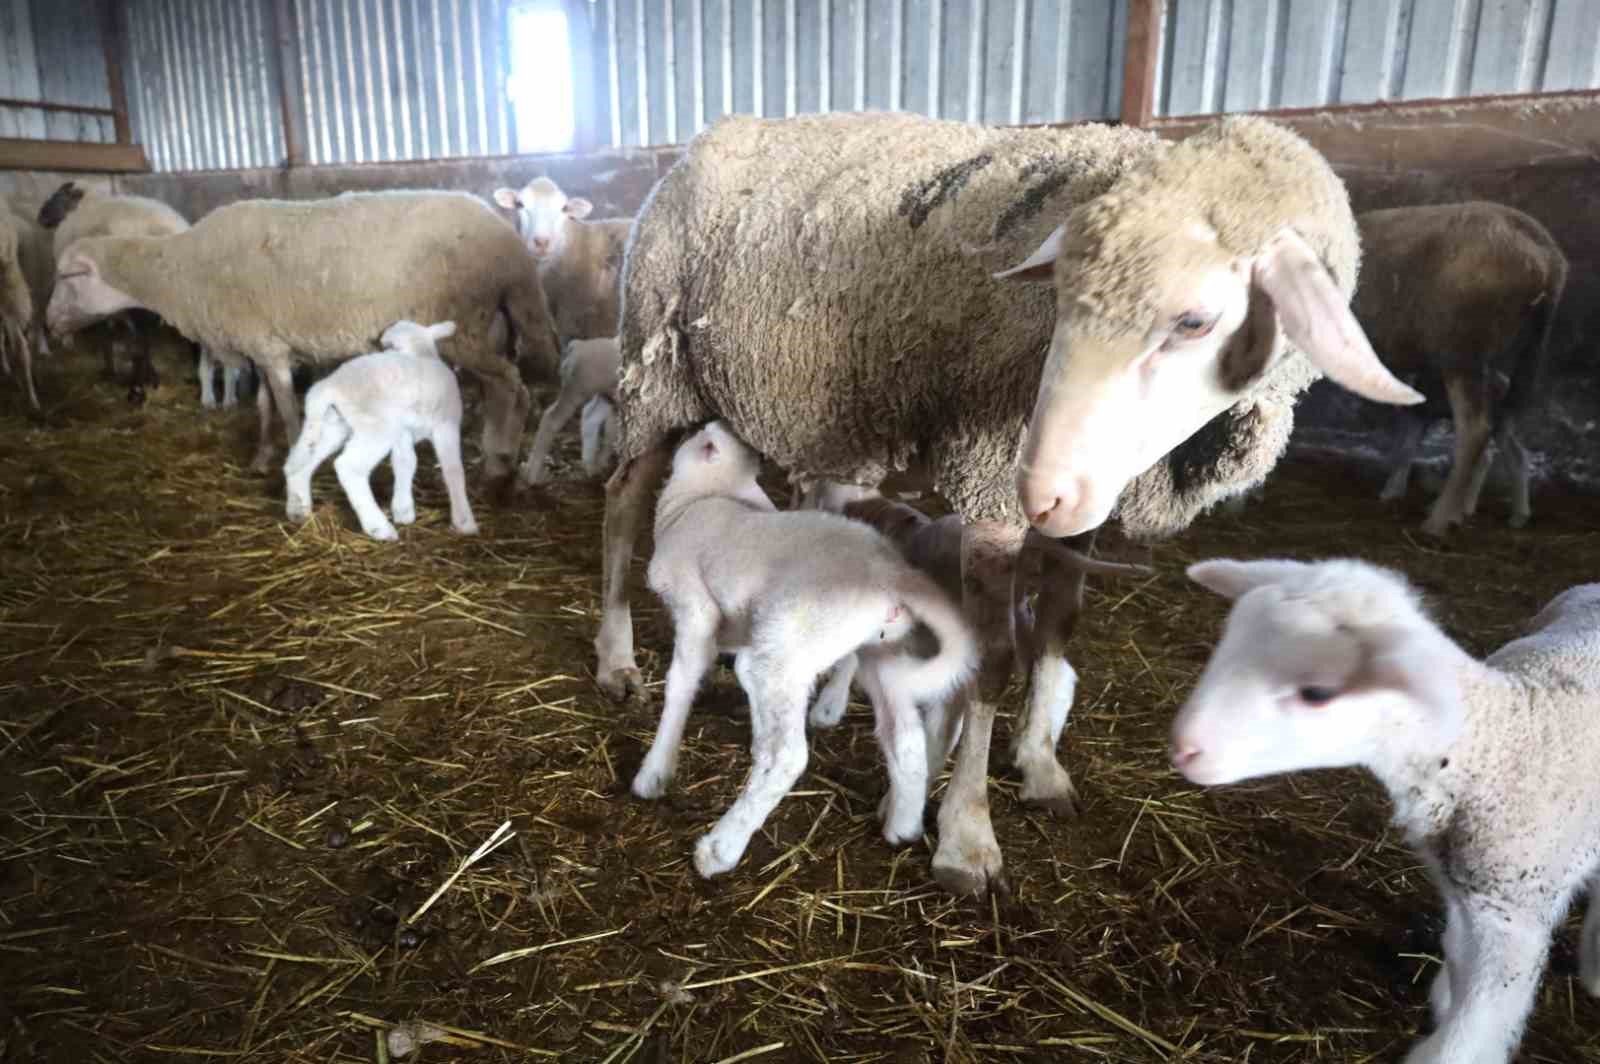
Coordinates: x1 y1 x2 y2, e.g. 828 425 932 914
2 107 1596 1064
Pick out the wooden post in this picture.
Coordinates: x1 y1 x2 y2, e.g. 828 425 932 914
100 0 132 145
1120 0 1162 127
270 0 307 167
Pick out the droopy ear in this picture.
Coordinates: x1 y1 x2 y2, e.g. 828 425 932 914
993 223 1065 284
492 188 520 210
429 321 457 342
1348 625 1464 737
1216 274 1281 391
1252 228 1424 406
564 197 594 220
1187 558 1309 600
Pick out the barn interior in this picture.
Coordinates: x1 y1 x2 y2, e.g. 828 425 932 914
2 2 1598 1061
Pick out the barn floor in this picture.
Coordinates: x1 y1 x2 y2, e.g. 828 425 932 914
2 341 1598 1064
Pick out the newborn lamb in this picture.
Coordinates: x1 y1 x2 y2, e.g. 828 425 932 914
635 422 978 878
1170 556 1600 1064
283 320 477 541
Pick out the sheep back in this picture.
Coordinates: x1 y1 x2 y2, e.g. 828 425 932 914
53 193 189 258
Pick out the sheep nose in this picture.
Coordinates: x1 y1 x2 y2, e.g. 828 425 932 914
531 238 550 254
1170 743 1203 771
1018 471 1093 536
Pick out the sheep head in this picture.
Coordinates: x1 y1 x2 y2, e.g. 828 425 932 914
47 241 142 336
1169 557 1464 787
493 177 592 261
995 117 1423 538
381 319 457 355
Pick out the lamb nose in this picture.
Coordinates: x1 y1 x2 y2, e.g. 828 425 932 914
1171 743 1202 769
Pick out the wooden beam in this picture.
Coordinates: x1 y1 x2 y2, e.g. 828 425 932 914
1120 0 1161 127
270 0 307 167
0 97 116 119
100 0 132 144
0 138 150 173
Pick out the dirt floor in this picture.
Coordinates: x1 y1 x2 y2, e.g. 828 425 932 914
1 340 1598 1064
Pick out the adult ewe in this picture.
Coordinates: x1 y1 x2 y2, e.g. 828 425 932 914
597 111 1422 895
38 181 191 397
0 207 53 410
47 190 558 481
1355 202 1567 535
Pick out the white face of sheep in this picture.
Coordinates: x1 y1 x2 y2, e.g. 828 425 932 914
996 223 1424 538
1168 558 1463 786
492 178 592 262
381 319 457 355
47 245 142 336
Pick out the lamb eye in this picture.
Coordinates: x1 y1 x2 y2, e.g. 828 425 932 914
1297 685 1338 706
1173 312 1216 339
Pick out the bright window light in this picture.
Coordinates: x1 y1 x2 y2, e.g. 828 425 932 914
508 6 575 153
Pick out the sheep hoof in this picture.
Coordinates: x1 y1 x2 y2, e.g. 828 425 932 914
598 666 644 702
1419 517 1455 538
693 833 740 878
632 763 672 800
391 506 416 526
931 818 1007 897
366 523 400 542
201 395 217 410
453 519 479 536
1508 512 1530 530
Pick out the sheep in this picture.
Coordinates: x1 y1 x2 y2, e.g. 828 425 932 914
492 177 632 342
0 207 53 410
38 181 193 399
596 110 1422 894
46 190 558 482
1170 557 1600 1064
634 421 978 877
519 336 621 484
1354 202 1567 535
197 346 250 409
283 320 476 542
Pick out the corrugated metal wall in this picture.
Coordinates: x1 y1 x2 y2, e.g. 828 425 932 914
1159 0 1600 117
0 0 114 143
593 0 1129 149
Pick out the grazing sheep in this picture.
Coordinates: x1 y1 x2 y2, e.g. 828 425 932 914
1354 202 1567 535
597 110 1421 894
519 336 620 484
635 422 978 877
0 207 52 410
283 320 476 542
46 190 557 481
1171 557 1600 1064
492 177 632 342
38 181 192 397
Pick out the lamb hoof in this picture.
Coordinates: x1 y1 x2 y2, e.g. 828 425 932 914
285 503 311 524
808 692 848 729
365 523 400 542
598 666 644 703
693 833 740 878
201 395 217 410
1508 512 1530 530
453 519 479 536
632 762 672 800
1419 518 1455 538
391 506 416 526
931 852 1008 898
250 452 274 476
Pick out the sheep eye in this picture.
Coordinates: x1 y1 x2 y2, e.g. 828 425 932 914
1297 685 1338 706
1173 312 1216 339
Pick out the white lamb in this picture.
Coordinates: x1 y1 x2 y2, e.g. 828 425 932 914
635 421 978 878
520 336 620 484
283 320 477 542
1170 556 1600 1064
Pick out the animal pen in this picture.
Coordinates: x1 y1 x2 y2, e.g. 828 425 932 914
3 2 1600 1062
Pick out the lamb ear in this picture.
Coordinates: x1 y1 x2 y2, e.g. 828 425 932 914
565 197 594 220
1253 228 1424 406
993 223 1065 283
1349 627 1464 737
1187 558 1309 600
429 321 457 342
493 188 520 210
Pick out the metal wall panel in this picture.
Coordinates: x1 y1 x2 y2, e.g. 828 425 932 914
1160 0 1600 116
1 0 114 143
593 0 1126 148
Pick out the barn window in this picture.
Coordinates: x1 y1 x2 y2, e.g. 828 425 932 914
507 3 576 154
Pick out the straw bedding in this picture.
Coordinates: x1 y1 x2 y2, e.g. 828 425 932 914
0 339 1596 1062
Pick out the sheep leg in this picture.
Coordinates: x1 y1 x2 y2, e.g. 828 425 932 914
1493 422 1532 529
431 421 479 535
222 359 240 408
859 662 928 847
1579 893 1600 998
18 324 39 412
334 433 400 541
694 650 809 878
1422 373 1491 537
518 376 591 486
251 376 277 474
198 348 218 409
580 396 615 477
389 432 418 526
1404 902 1548 1064
282 406 350 522
1010 531 1093 815
808 652 857 728
472 363 530 484
931 520 1024 897
1429 895 1466 1021
1379 413 1425 502
923 681 968 784
595 444 673 701
632 611 717 800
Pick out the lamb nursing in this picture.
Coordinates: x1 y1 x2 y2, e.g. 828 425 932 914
1171 557 1600 1064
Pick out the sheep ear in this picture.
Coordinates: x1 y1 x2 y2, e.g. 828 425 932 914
430 321 457 342
1252 228 1424 406
1216 275 1281 391
1349 627 1464 734
993 223 1065 283
1187 558 1308 600
493 188 520 210
565 197 594 220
